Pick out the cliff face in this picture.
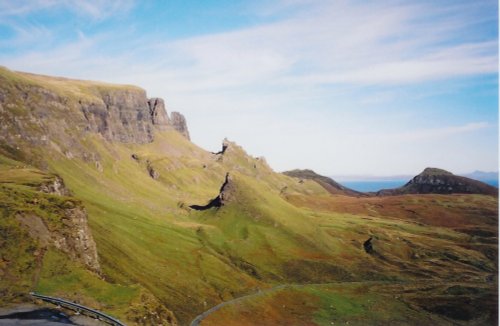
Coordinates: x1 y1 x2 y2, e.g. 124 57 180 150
148 97 170 130
1 170 101 301
16 207 100 273
170 111 190 140
81 89 155 143
377 167 498 196
189 173 232 210
0 67 190 161
53 206 100 272
148 98 190 139
14 174 101 273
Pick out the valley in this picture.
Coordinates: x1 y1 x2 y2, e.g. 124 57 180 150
0 67 497 325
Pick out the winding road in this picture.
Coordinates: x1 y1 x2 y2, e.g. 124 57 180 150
190 285 288 326
189 280 411 326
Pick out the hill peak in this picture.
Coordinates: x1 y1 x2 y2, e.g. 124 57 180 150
420 167 453 176
377 167 497 196
282 169 364 196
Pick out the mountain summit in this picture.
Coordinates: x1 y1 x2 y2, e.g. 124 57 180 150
377 167 497 196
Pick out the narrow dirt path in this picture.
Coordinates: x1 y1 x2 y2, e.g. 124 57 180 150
190 285 287 326
189 280 413 326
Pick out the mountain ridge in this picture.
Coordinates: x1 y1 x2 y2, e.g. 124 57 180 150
282 169 365 197
377 167 497 196
332 170 499 183
0 68 497 325
0 66 189 150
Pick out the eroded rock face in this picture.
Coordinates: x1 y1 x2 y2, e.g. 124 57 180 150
212 139 229 155
80 89 155 143
24 175 101 272
170 112 190 140
147 160 160 180
0 85 154 151
54 206 100 272
39 176 72 196
0 69 192 164
148 97 170 130
16 206 100 273
189 173 231 210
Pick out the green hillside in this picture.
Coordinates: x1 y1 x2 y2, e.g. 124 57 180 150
0 67 497 325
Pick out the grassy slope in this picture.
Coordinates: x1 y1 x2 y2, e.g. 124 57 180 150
46 130 496 324
43 131 332 323
201 281 497 325
0 160 66 301
200 283 444 326
0 66 142 100
282 169 362 196
2 127 497 325
0 68 497 325
0 156 176 323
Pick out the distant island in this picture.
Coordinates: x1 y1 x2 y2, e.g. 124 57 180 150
332 170 498 192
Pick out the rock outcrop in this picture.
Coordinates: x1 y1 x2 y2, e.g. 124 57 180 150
377 167 498 196
363 237 374 254
16 175 101 272
53 206 101 272
0 67 191 162
189 173 231 210
39 175 72 196
212 139 229 155
80 89 155 143
148 97 170 130
170 112 190 140
146 160 160 180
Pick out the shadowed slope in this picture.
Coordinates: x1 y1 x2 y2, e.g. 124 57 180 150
189 173 230 210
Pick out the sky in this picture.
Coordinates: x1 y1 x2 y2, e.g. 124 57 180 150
0 0 498 176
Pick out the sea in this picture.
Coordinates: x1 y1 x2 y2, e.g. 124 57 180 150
340 180 499 192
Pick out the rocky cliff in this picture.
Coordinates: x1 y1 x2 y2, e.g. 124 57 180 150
81 88 155 143
14 174 100 273
0 67 190 162
148 97 170 130
170 111 190 140
377 167 498 196
189 173 232 210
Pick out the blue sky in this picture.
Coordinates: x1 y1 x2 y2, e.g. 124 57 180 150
0 0 497 176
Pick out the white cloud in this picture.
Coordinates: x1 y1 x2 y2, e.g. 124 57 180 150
134 0 497 92
2 1 496 89
0 0 497 175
